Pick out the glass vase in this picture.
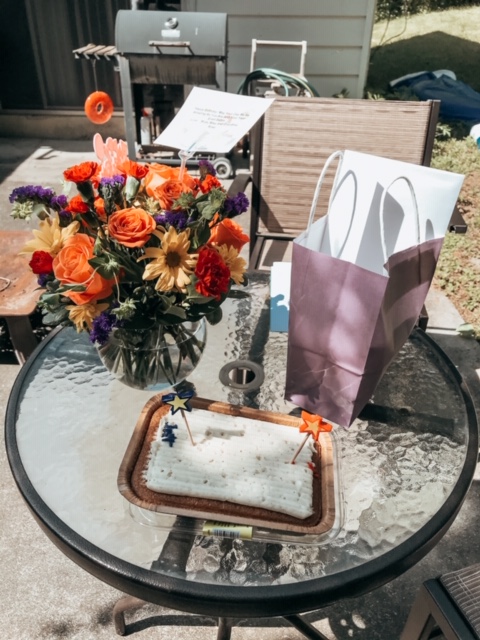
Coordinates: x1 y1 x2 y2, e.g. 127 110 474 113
96 318 207 391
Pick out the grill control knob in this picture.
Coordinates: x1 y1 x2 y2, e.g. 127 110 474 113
164 17 179 29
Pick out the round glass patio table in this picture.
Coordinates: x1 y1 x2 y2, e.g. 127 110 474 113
5 273 478 624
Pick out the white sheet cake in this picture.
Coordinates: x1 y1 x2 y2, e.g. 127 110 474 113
144 409 315 519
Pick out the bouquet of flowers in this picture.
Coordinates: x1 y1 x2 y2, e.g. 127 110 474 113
9 136 250 388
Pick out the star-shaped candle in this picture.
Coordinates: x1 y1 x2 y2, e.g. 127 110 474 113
290 410 333 464
162 390 195 446
162 390 193 414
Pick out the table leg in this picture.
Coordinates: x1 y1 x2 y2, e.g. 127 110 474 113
150 515 197 575
217 617 232 640
284 614 331 640
113 595 148 636
5 316 38 364
112 516 197 635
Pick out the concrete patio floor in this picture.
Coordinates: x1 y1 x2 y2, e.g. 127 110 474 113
1 138 480 640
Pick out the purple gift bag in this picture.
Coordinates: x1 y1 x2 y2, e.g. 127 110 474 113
284 151 464 427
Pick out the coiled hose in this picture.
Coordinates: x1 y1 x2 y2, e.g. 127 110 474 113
237 68 319 97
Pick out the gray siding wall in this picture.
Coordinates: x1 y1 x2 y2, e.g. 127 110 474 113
183 0 376 98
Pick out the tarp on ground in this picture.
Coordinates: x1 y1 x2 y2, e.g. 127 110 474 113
391 71 480 122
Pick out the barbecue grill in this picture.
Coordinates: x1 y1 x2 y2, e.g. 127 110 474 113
114 9 228 163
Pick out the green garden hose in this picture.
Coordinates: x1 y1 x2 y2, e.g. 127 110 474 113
237 68 320 97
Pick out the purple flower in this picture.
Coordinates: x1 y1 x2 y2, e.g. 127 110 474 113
99 175 125 188
224 192 249 217
154 210 189 230
50 195 69 211
89 311 119 346
9 185 55 205
37 273 50 287
198 158 216 178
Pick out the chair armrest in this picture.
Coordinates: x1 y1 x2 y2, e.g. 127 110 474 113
226 173 252 195
449 205 467 234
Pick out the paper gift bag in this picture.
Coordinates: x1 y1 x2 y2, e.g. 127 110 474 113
284 150 464 427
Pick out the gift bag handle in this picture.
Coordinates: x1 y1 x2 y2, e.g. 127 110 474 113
305 150 357 258
306 150 344 233
379 176 421 265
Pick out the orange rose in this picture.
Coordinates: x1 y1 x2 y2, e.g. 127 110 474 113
107 207 156 248
209 219 249 252
144 163 197 199
53 234 115 305
152 179 195 210
63 161 99 183
120 159 150 180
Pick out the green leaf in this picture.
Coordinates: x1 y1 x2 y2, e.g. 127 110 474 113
88 256 119 279
185 281 215 304
56 284 87 293
189 294 216 305
43 308 69 325
190 219 211 250
207 188 226 210
206 307 223 325
156 308 188 324
39 292 63 306
197 203 217 221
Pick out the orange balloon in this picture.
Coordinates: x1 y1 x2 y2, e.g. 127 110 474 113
84 91 114 125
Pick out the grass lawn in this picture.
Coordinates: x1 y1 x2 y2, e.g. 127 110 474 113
369 6 480 93
367 6 480 336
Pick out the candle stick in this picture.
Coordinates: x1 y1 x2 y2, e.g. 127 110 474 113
178 148 194 182
181 409 195 446
290 434 310 464
291 410 333 464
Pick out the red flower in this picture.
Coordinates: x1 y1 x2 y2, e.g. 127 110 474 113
29 250 54 275
63 161 99 184
198 174 222 194
195 246 230 301
65 195 90 214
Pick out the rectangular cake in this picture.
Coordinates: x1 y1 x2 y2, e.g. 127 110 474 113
118 396 335 534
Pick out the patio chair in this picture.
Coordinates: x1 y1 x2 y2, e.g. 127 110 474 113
229 95 465 272
400 563 480 639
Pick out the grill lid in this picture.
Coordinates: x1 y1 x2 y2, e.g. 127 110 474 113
115 10 227 57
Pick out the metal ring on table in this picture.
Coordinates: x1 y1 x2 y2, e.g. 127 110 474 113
219 359 265 391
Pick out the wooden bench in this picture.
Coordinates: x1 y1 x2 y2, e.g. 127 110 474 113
0 231 42 364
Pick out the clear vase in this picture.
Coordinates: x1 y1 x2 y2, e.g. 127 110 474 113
96 318 207 391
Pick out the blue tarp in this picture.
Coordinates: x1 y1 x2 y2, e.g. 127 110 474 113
392 72 480 122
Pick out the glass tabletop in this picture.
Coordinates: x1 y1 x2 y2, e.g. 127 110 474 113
5 272 478 618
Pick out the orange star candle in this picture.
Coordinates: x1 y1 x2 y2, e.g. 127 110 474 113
290 411 333 464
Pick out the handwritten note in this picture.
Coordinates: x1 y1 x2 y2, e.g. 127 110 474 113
154 87 274 153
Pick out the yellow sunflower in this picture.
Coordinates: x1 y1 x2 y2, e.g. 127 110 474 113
20 216 80 256
66 302 109 332
216 244 247 285
138 227 197 292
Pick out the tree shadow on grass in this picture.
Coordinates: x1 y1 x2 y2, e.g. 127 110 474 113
367 31 480 95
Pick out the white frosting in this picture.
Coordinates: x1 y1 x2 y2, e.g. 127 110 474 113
144 409 315 519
